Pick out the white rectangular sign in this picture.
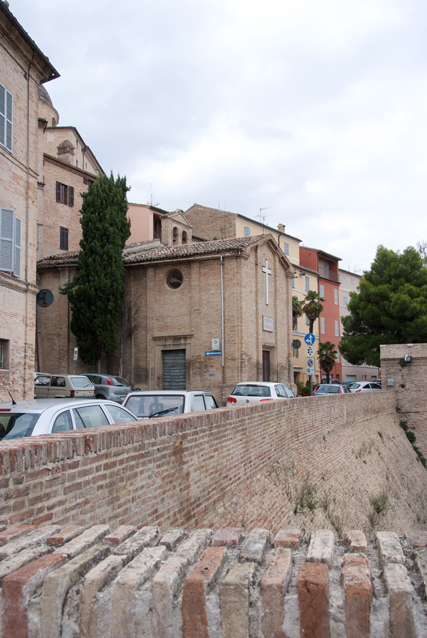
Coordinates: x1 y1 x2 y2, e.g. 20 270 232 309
263 316 274 332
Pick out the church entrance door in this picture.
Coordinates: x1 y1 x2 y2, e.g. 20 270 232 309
262 350 270 382
162 349 186 390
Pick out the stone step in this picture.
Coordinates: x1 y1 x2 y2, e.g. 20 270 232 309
0 524 427 637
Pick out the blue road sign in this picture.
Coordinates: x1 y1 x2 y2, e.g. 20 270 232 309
304 333 316 346
205 351 222 356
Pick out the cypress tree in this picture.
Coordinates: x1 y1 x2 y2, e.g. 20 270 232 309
61 173 131 366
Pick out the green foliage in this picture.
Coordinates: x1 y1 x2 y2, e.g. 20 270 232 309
340 245 427 367
296 379 311 396
60 174 131 365
317 341 337 383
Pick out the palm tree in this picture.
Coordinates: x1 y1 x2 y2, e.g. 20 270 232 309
302 290 323 334
317 341 337 383
292 295 304 331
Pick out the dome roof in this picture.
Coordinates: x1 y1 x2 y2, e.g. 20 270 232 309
38 84 53 107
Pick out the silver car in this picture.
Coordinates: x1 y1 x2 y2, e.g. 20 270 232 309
123 390 218 418
347 381 381 393
84 374 132 403
0 399 138 440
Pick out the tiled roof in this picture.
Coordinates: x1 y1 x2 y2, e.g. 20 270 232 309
37 235 273 269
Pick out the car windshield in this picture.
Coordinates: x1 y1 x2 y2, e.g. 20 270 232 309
125 395 185 417
70 376 93 388
231 385 271 397
0 413 40 440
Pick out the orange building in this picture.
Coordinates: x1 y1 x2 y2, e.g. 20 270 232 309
299 247 342 381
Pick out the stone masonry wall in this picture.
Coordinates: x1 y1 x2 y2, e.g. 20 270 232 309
381 343 427 460
0 392 426 538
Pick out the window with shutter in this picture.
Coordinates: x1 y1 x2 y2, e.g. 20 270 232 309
60 227 68 251
0 208 21 276
68 186 74 207
0 83 13 152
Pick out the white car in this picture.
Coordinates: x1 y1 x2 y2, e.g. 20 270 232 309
347 381 381 393
0 399 138 440
227 382 296 406
34 373 95 399
123 390 218 418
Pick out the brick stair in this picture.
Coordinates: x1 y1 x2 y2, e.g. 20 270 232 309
0 523 427 637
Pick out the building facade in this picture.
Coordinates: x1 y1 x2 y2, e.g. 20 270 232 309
299 247 342 381
0 3 59 401
339 268 380 382
37 235 294 404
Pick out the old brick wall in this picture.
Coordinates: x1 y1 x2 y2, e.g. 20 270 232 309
185 204 238 240
0 392 425 537
381 343 427 459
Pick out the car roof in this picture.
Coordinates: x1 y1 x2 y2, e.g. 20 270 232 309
127 390 211 395
0 398 119 413
234 381 283 386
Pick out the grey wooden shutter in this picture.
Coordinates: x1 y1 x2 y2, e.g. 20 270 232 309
13 216 21 277
162 350 186 390
0 208 14 272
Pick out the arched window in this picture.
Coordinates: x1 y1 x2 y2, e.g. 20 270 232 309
173 227 178 243
182 231 188 244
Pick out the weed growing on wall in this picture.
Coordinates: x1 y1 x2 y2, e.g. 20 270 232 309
294 477 317 515
400 420 427 468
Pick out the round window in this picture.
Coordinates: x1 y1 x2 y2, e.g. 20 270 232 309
167 269 183 289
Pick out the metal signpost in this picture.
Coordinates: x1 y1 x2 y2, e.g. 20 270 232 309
304 334 316 395
73 347 78 374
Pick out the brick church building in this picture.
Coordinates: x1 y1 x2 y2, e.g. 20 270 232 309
37 233 294 404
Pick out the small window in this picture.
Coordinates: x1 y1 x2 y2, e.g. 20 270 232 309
351 276 355 284
56 182 74 207
83 177 94 185
167 269 183 289
284 242 289 256
173 227 178 243
0 339 9 369
320 317 325 334
52 411 73 433
204 395 218 410
0 83 13 152
342 273 347 282
334 289 338 305
305 276 309 292
182 231 188 244
292 278 295 289
306 316 310 325
335 320 339 337
0 208 21 276
105 404 137 424
336 351 340 363
72 405 109 428
192 395 206 411
343 295 348 307
60 227 69 251
319 284 325 299
244 226 250 237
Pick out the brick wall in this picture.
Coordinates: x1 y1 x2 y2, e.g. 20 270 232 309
1 391 425 536
381 343 427 459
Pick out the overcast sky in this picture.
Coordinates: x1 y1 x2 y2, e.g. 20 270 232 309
10 0 427 272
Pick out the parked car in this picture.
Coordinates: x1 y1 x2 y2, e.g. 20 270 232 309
123 390 218 418
314 384 351 395
347 381 381 393
34 374 94 399
84 374 132 403
227 382 296 406
0 399 138 440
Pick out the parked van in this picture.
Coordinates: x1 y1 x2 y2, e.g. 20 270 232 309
34 374 95 399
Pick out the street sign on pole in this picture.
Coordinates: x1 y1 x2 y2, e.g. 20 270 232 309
306 345 315 357
304 333 316 346
306 357 315 376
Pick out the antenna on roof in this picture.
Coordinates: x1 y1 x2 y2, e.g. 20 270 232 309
147 183 160 207
258 207 270 234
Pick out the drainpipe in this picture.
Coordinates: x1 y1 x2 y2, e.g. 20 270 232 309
221 256 225 383
23 54 35 397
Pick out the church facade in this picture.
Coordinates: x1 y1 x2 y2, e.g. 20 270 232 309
37 235 294 404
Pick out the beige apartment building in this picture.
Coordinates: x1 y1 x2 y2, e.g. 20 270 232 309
0 3 59 401
36 87 104 260
339 268 380 382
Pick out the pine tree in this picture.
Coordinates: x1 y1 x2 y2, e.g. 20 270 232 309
60 174 131 366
